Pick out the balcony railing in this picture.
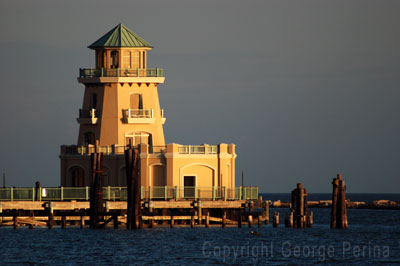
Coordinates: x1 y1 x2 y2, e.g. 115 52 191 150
77 108 98 124
122 109 154 124
178 145 218 154
149 145 167 154
123 109 153 118
79 108 96 118
79 68 164 78
0 186 258 201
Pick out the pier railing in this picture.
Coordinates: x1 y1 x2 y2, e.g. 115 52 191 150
0 186 258 201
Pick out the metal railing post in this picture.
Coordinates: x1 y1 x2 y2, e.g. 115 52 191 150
61 187 64 201
164 186 167 200
86 186 89 201
212 186 215 201
175 186 178 200
108 186 111 200
39 187 42 201
149 186 152 200
32 187 35 201
11 187 13 201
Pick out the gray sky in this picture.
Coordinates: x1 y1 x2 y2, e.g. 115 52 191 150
0 0 399 192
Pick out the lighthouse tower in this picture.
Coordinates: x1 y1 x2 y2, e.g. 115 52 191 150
61 24 166 187
77 23 166 148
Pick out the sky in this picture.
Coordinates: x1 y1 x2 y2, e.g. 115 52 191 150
0 0 399 193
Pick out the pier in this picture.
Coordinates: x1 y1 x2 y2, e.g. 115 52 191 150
0 197 268 229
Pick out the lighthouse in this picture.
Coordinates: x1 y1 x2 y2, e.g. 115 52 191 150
60 24 237 200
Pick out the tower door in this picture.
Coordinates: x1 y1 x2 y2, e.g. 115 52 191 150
184 176 196 198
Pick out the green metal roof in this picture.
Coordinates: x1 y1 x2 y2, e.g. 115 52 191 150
88 24 153 49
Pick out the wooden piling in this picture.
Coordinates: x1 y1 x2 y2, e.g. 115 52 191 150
205 212 209 228
61 215 66 229
170 216 174 228
48 202 54 230
248 215 253 228
35 181 41 201
238 214 242 228
191 215 195 228
297 183 304 228
249 201 254 213
125 144 141 230
263 201 269 224
13 214 18 230
257 215 262 228
331 174 348 229
331 176 339 228
307 211 313 228
197 200 202 225
222 209 227 228
273 211 279 228
290 183 311 228
90 142 104 229
80 215 85 229
113 215 118 229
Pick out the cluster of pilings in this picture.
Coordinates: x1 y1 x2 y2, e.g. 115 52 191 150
330 174 348 229
284 183 313 228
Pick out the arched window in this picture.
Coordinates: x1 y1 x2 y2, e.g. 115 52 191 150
125 132 151 146
130 93 143 110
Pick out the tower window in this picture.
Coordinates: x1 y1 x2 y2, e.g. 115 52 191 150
111 51 119 68
90 93 97 109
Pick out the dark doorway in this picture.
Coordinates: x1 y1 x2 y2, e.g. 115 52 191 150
184 176 196 198
71 167 85 187
84 132 96 145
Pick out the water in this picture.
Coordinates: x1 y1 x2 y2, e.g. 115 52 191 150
260 193 400 203
1 194 400 265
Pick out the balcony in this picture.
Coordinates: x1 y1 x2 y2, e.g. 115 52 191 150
77 108 98 124
178 145 218 154
79 68 164 78
161 109 166 124
122 109 155 124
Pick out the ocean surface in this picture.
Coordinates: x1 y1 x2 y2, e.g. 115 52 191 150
1 193 399 265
